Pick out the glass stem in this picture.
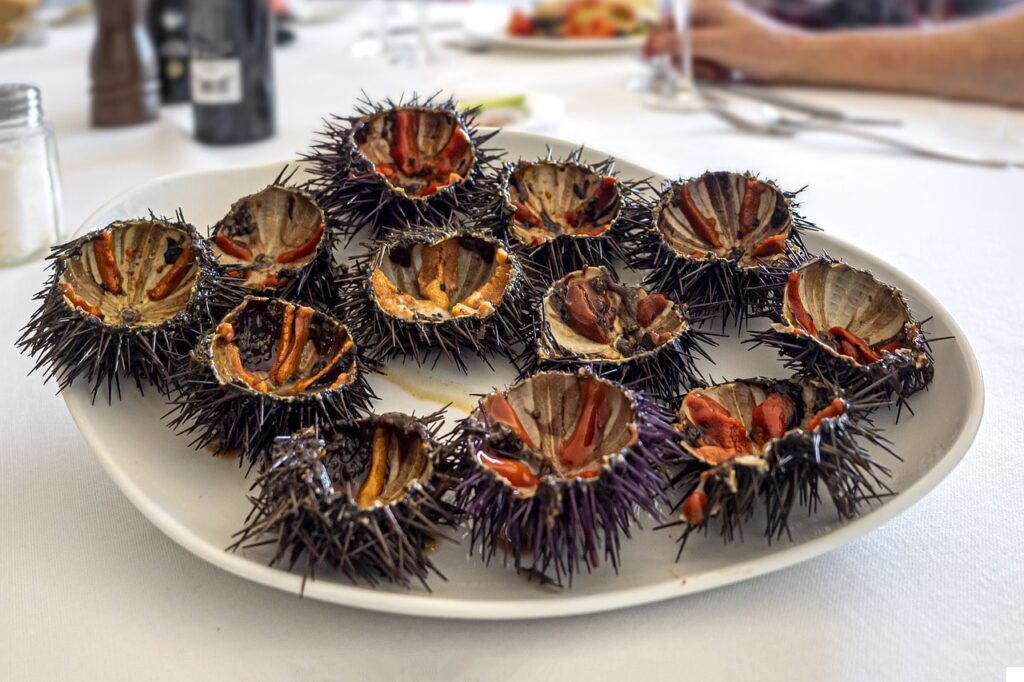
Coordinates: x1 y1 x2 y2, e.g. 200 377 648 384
673 0 695 93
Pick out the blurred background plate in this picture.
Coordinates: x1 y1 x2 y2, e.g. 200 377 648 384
61 130 983 620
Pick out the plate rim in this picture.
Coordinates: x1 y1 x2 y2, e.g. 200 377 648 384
64 132 985 620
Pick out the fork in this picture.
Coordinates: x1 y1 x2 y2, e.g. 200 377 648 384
708 102 1023 169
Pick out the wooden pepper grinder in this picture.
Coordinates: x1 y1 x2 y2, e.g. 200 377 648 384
90 0 160 127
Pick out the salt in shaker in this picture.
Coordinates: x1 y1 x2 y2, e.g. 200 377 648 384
0 84 63 266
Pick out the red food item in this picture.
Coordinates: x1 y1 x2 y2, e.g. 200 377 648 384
391 110 421 176
683 392 751 456
680 185 721 249
477 450 539 488
748 233 788 258
751 393 795 446
277 224 324 264
806 398 845 431
93 230 122 294
424 129 470 177
484 392 537 450
739 177 767 233
512 199 541 228
563 279 612 344
215 233 254 262
636 293 670 328
62 284 102 318
561 377 611 470
507 9 536 36
682 490 708 525
786 271 817 336
828 326 880 364
147 243 194 301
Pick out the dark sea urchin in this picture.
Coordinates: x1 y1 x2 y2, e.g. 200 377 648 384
451 370 680 585
665 377 896 556
18 217 224 402
231 411 459 589
167 296 374 466
623 171 816 327
491 147 645 282
516 266 713 399
337 228 528 370
750 258 934 409
209 174 338 310
303 93 500 241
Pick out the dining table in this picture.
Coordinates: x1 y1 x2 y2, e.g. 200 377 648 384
2 4 1023 680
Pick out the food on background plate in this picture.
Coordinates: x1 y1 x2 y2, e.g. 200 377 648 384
508 0 653 39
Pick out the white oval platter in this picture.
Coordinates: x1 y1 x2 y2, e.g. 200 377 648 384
62 130 983 620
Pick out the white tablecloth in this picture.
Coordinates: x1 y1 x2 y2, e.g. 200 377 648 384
2 7 1023 680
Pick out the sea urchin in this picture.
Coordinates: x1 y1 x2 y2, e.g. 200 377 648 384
451 369 680 585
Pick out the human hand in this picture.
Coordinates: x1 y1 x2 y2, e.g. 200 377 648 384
642 1 808 82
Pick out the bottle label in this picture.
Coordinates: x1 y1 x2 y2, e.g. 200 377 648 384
190 59 242 104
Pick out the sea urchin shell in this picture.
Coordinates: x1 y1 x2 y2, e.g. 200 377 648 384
338 229 527 370
18 217 221 401
666 377 895 555
209 179 336 308
494 148 641 280
304 93 500 241
451 369 680 585
516 265 712 398
750 258 934 409
624 171 814 326
166 296 374 465
231 411 459 588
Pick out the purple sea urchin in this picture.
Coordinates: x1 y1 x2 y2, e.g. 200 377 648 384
665 377 895 556
623 171 815 327
231 411 459 589
304 93 500 241
337 228 528 370
515 266 713 399
209 176 337 309
166 296 375 466
749 258 934 409
451 370 680 585
492 148 644 281
18 217 223 402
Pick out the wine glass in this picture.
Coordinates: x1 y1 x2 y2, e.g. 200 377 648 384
643 0 706 112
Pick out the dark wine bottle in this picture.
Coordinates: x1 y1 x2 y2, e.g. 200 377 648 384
147 0 190 104
187 0 275 145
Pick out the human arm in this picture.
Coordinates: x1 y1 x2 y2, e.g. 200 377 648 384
643 1 1024 107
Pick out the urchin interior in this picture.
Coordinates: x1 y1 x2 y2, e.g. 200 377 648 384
60 220 200 327
542 266 683 361
656 172 792 264
781 261 915 366
211 298 355 396
342 415 433 509
371 235 512 321
211 186 325 289
475 373 637 492
507 162 620 246
680 383 810 462
354 107 476 198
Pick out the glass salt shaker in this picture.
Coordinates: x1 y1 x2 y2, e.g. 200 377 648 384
0 84 64 266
